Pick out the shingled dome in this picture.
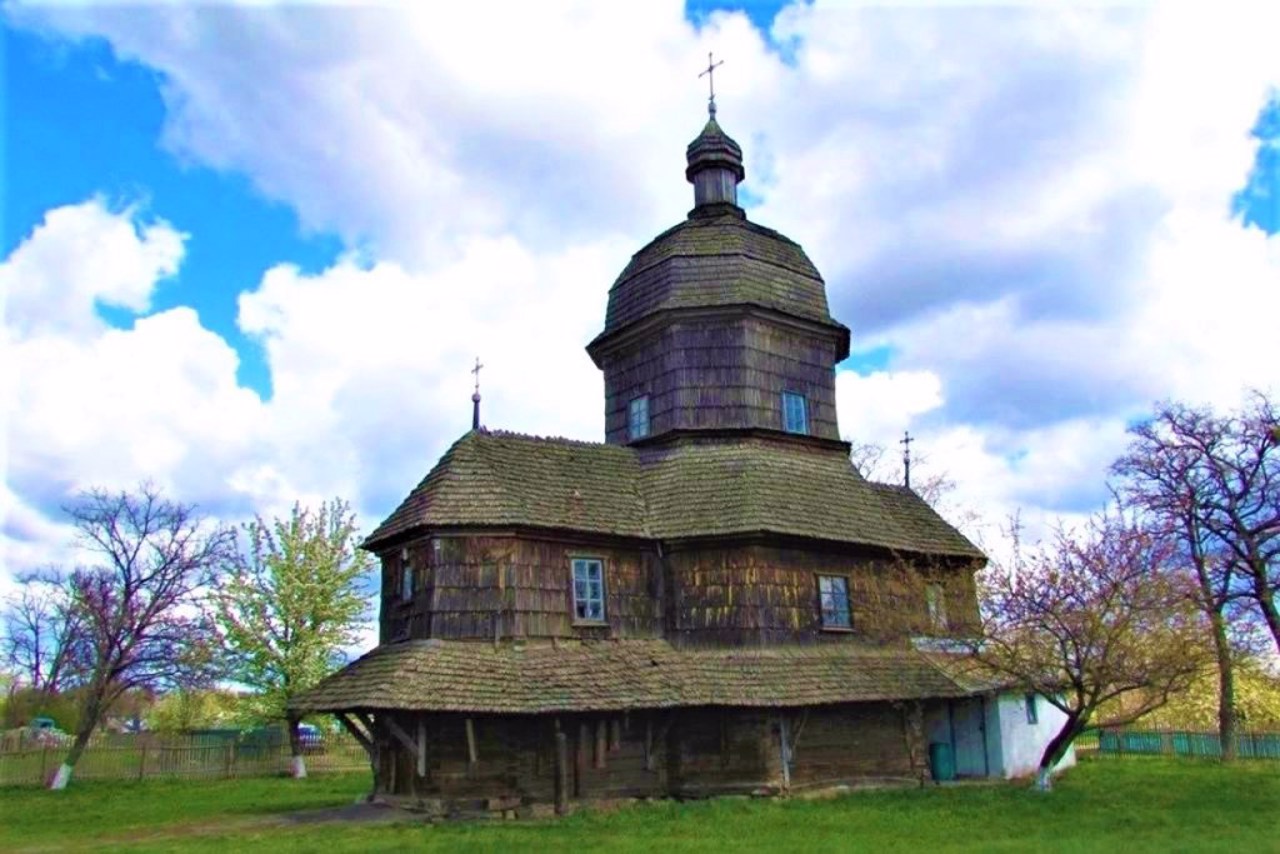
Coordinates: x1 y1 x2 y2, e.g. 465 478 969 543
599 211 843 338
595 112 846 346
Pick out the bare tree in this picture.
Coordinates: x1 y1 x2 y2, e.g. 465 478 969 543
975 511 1204 790
1 568 90 695
1114 403 1254 760
48 484 235 790
1115 395 1279 650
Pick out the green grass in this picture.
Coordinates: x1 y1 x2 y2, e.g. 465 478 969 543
2 758 1277 853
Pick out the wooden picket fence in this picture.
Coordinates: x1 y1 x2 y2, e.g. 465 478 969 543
0 730 369 787
1093 727 1280 760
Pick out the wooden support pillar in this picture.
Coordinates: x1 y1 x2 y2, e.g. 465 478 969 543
554 727 569 816
595 720 608 769
644 715 655 772
609 718 622 752
416 718 427 778
576 722 589 797
465 718 478 772
778 716 792 792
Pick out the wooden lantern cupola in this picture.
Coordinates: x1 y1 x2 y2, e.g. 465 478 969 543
587 106 852 448
685 103 746 213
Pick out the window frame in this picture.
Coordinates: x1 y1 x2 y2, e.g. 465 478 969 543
1025 693 1039 725
817 573 853 631
570 557 607 624
629 395 651 441
781 391 809 435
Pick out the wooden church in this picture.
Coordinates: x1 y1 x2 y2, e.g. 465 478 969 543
293 92 1004 816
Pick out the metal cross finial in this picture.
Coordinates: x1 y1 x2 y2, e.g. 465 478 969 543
900 430 915 490
471 357 484 430
699 51 724 117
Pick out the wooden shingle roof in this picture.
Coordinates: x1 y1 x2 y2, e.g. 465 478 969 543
365 431 982 560
367 431 648 546
600 209 843 337
290 639 978 715
641 439 982 557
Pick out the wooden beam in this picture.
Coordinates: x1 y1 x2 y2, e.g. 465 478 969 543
416 718 427 778
595 720 608 769
778 716 792 791
384 715 418 757
554 730 569 816
335 712 373 756
609 718 622 752
576 722 589 797
465 718 478 767
644 715 655 771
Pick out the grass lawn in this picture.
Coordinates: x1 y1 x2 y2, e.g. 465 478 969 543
2 757 1276 853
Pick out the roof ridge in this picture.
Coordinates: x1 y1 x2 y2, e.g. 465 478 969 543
478 428 624 451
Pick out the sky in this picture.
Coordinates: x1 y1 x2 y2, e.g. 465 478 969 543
3 1 1279 598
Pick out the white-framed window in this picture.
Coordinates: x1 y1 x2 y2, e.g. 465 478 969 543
782 391 808 435
629 395 650 440
926 583 948 631
818 574 851 629
572 558 606 622
1025 693 1038 725
401 548 414 601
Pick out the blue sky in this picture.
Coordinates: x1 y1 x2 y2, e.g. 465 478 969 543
3 2 1279 585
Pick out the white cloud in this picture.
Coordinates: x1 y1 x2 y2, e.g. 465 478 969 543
1 198 185 337
4 2 1279 595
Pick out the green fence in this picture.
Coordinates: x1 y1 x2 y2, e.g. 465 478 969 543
1096 729 1280 759
0 731 370 787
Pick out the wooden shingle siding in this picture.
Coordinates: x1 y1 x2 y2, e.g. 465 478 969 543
602 316 841 444
381 534 661 642
664 544 979 646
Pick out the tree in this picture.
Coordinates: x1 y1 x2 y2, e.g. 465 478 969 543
974 512 1204 790
1115 395 1280 650
1 568 90 696
49 484 234 789
1113 401 1266 760
214 499 372 778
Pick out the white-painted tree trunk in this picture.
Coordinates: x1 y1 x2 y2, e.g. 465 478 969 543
291 755 308 779
49 763 74 790
1034 767 1053 791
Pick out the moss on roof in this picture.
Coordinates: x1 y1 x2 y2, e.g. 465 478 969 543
290 639 978 715
366 430 983 560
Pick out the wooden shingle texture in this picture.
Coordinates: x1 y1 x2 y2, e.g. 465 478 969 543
602 209 843 336
290 639 977 714
367 430 982 559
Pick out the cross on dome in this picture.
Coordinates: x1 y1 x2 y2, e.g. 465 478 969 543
699 52 724 117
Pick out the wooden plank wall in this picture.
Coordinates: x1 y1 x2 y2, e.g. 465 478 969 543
375 704 927 806
602 315 840 444
381 534 662 642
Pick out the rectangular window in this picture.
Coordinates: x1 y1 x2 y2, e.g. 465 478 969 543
818 575 851 629
401 548 414 601
926 583 947 631
572 558 606 622
1025 694 1038 725
629 395 650 440
782 392 808 435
